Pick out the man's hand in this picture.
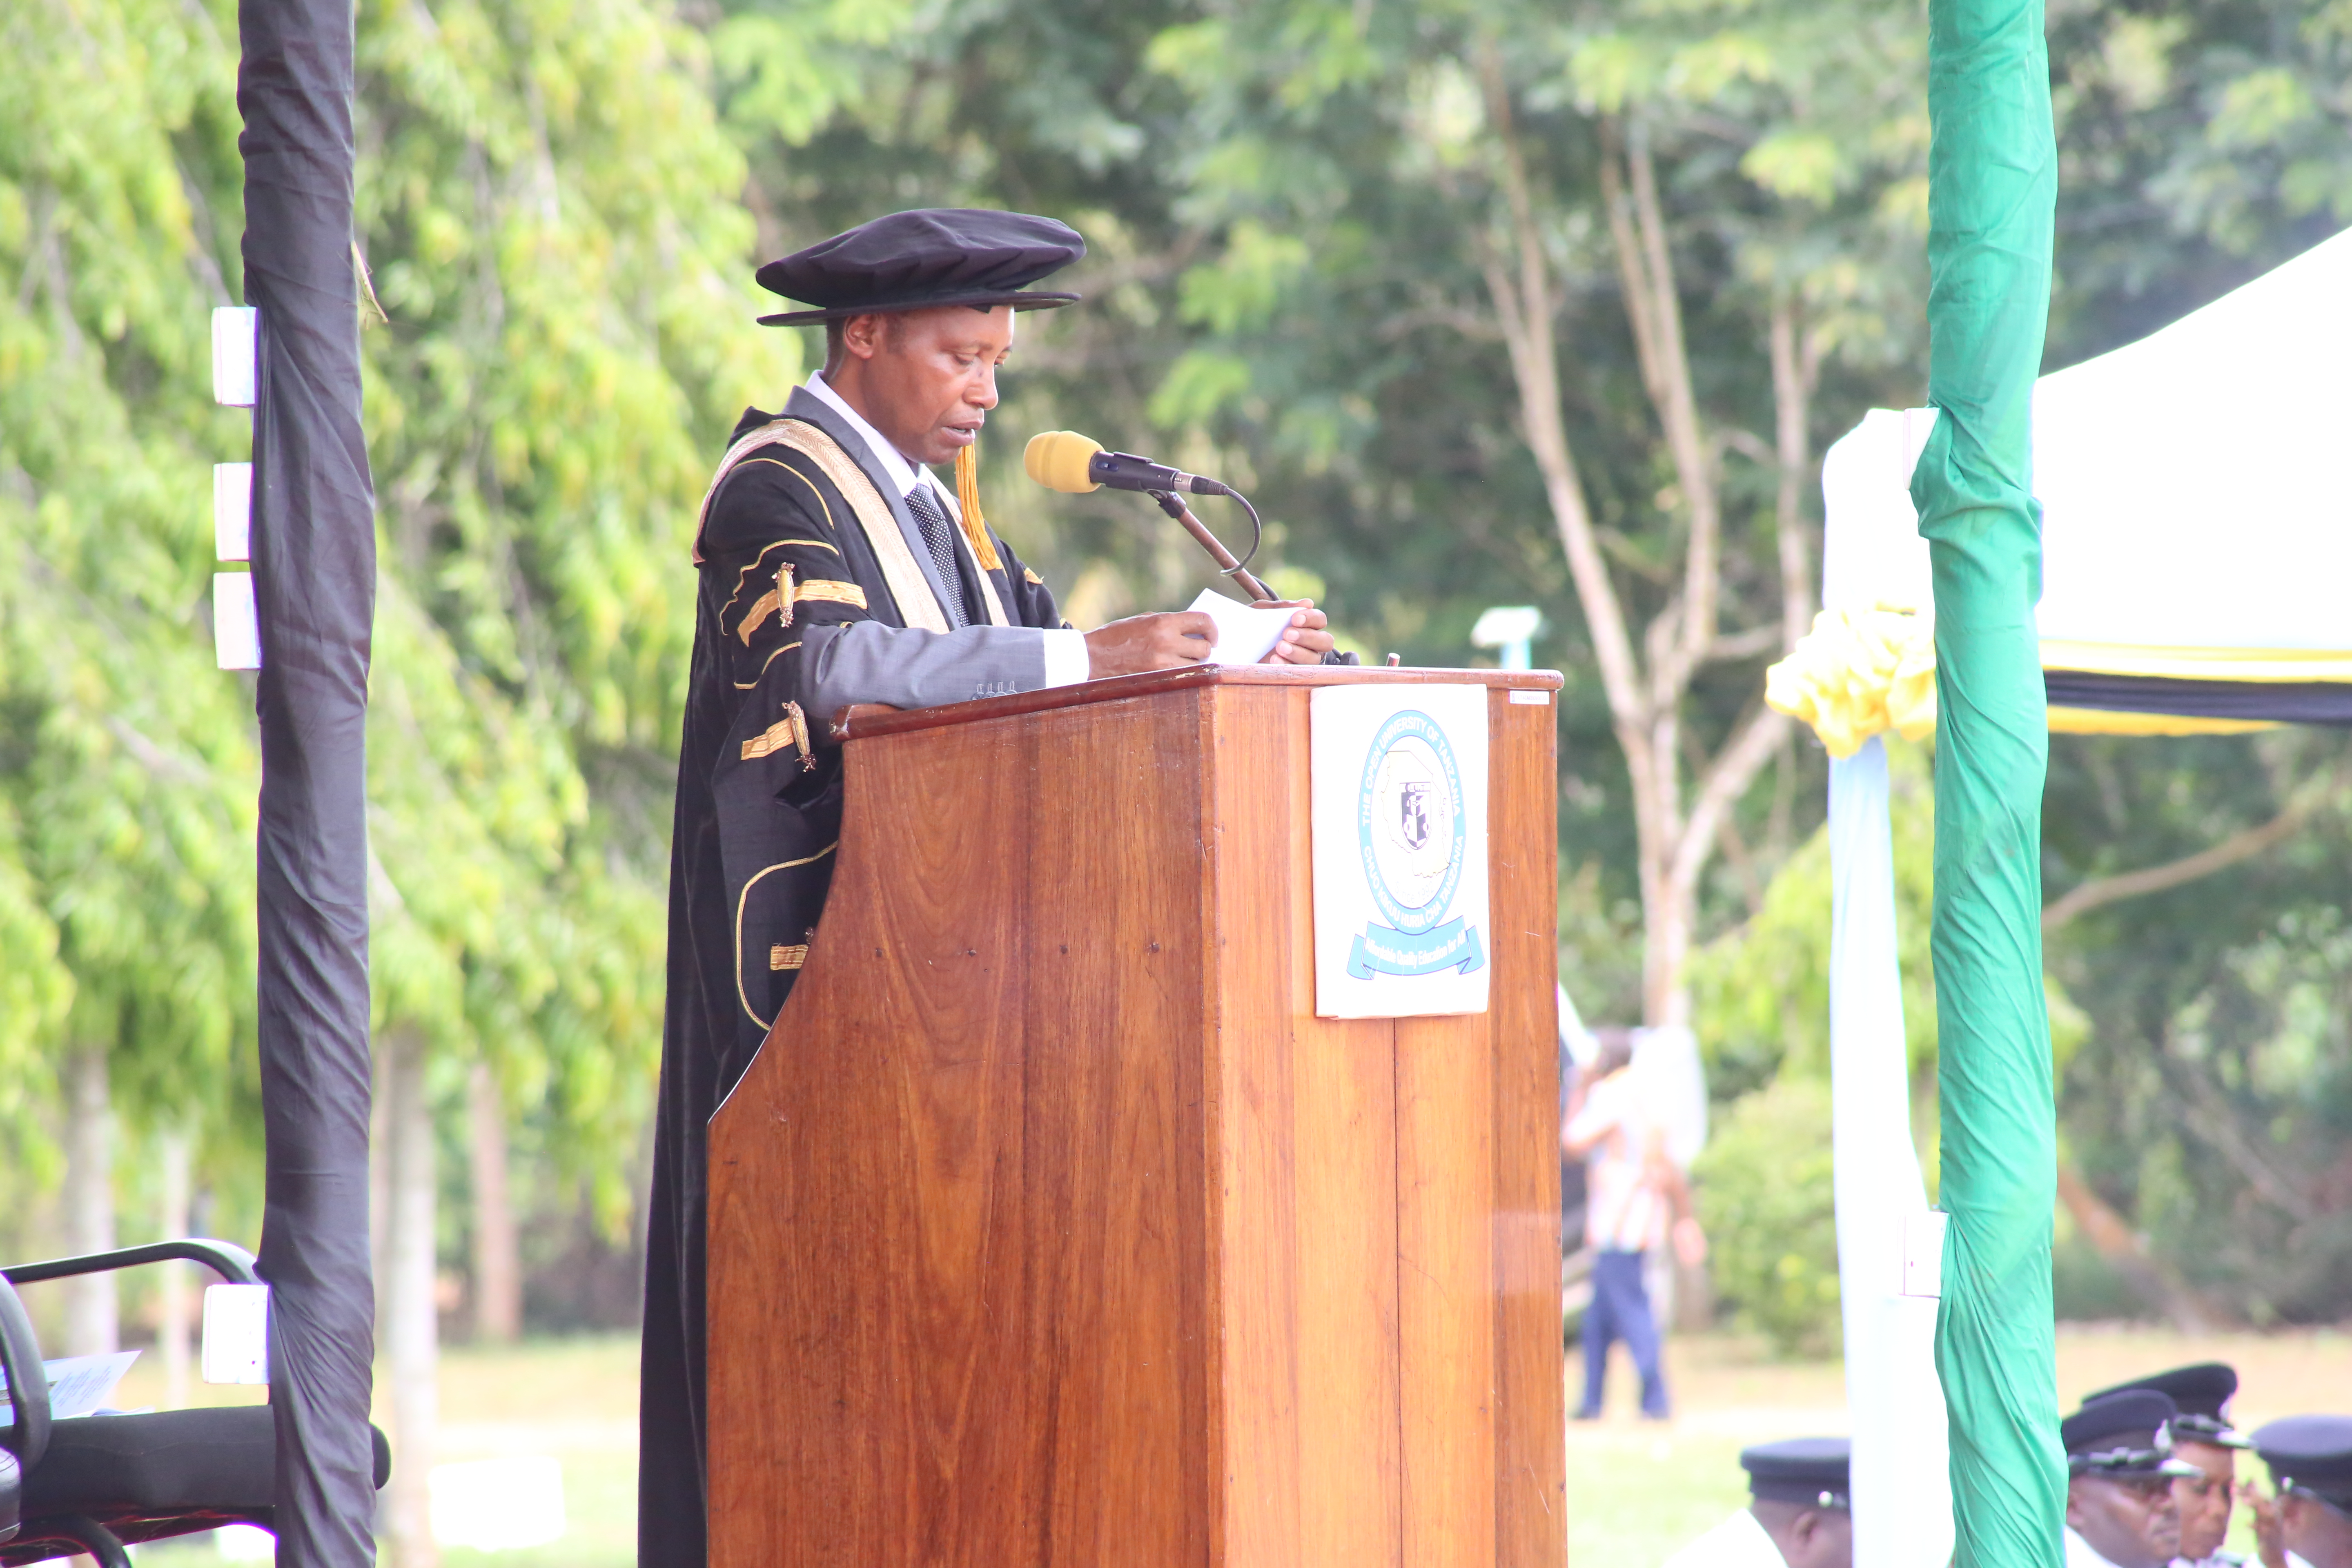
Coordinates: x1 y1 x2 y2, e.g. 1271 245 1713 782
2245 1481 2286 1568
1254 599 1335 664
1085 611 1215 677
1671 1215 1708 1270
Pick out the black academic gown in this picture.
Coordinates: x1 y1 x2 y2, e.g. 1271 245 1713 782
638 402 1065 1567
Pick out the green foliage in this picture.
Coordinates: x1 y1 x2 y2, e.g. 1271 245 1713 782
353 0 775 1223
0 804 71 1128
1693 1076 1841 1356
2043 729 2352 1323
4 0 2352 1325
0 0 261 1206
1 0 769 1254
1690 739 1939 1099
2047 0 2352 358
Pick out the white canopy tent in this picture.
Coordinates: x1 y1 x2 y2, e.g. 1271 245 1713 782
1813 226 2352 1568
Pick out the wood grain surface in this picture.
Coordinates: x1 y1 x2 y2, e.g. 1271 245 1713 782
707 670 1564 1567
1486 684 1571 1558
830 662 1563 742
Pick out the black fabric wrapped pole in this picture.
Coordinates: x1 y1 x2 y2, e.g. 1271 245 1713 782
237 0 380 1560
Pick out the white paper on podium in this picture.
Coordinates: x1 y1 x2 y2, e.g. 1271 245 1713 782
1185 588 1294 665
0 1349 141 1424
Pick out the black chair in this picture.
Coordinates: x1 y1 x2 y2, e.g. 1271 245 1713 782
0 1241 389 1566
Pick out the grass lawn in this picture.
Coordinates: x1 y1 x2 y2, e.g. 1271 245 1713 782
104 1321 2352 1564
120 1336 639 1568
419 1336 640 1568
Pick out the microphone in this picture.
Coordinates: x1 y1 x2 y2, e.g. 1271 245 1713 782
1022 430 1233 497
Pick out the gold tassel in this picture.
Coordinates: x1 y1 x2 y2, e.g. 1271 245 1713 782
739 699 815 771
785 699 813 771
954 443 1003 572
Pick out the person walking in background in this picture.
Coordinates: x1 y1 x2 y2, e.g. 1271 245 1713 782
1563 1026 1705 1420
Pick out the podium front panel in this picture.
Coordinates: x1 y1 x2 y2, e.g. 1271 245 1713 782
708 667 1564 1566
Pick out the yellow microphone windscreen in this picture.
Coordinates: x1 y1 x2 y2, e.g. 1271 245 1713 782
1023 430 1103 494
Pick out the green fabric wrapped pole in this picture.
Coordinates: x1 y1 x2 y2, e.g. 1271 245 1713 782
1907 0 2065 1559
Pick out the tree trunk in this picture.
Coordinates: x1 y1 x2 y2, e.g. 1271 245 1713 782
383 1026 441 1568
157 1127 194 1408
1471 71 1802 1028
1767 291 1822 649
2053 1156 2219 1331
2042 785 2322 933
61 1043 117 1356
466 1061 521 1344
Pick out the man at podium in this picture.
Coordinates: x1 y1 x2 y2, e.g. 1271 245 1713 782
638 206 1332 1565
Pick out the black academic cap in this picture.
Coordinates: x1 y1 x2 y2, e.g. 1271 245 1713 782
1741 1437 1851 1509
2086 1364 2248 1448
2254 1416 2352 1510
2064 1390 2200 1479
754 209 1085 327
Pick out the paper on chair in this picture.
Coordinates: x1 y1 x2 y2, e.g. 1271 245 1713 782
1185 588 1294 665
0 1349 140 1423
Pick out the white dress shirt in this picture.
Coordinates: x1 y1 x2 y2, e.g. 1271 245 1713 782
804 370 1088 687
2075 1526 2211 1568
1662 1508 1790 1568
2069 1528 2126 1568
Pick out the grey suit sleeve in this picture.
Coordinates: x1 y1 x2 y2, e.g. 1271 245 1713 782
799 620 1050 717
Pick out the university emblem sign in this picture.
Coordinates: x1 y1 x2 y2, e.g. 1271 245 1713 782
1351 708 1484 980
1310 684 1491 1018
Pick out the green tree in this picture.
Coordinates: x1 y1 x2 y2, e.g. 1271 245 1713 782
2042 728 2352 1323
1690 738 1940 1102
1692 1075 1840 1355
2045 0 2352 364
351 0 774 1551
0 0 261 1346
1131 0 1953 1023
3 0 765 1548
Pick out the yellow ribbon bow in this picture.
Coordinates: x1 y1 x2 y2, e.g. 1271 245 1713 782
1764 607 1939 758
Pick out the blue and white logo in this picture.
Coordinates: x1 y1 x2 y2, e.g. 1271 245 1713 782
1348 708 1486 980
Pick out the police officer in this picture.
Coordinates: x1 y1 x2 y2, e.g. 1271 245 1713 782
2085 1364 2254 1568
2251 1416 2352 1568
1662 1438 1853 1568
2065 1390 2203 1568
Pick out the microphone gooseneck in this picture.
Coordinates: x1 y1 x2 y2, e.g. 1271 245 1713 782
1146 488 1272 604
1090 451 1232 496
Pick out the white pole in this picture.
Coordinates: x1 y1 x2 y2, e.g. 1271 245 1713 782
1827 733 1951 1568
1820 407 1951 1568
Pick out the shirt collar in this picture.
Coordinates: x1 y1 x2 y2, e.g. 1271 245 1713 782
2062 1527 2126 1568
804 369 950 505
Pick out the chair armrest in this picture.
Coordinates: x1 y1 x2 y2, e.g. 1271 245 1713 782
0 1278 49 1472
1 1239 260 1289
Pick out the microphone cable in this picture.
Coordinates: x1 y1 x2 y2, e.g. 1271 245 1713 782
1225 488 1265 581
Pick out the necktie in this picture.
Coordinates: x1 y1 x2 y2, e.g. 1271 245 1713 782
903 483 971 629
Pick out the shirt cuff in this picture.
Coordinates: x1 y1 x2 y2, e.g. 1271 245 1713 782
1039 626 1090 688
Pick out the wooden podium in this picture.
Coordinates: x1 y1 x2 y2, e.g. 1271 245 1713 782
707 664 1565 1566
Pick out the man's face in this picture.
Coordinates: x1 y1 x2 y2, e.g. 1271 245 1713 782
2172 1440 2236 1560
2281 1493 2352 1568
2068 1474 2182 1568
834 305 1015 466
